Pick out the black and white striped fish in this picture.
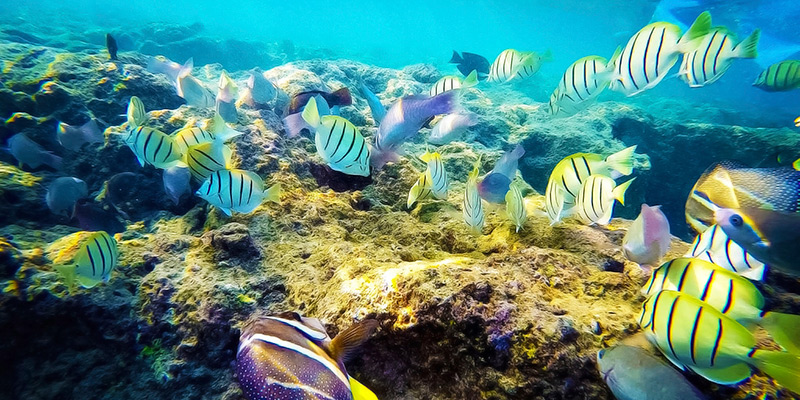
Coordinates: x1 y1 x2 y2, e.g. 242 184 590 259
196 169 280 216
487 49 549 83
124 126 183 169
680 28 760 87
638 290 800 392
407 171 432 209
429 70 478 96
609 12 711 96
184 141 233 182
236 312 379 400
302 97 371 176
549 53 616 116
505 182 526 232
420 151 448 199
572 175 634 226
127 96 146 128
54 231 118 288
463 162 485 233
753 60 800 92
685 224 766 280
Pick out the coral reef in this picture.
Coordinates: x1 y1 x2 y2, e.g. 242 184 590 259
1 39 799 400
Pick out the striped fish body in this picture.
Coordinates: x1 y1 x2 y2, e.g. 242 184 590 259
680 28 760 88
196 169 280 216
505 184 526 232
184 142 233 182
124 126 183 169
173 126 216 154
547 153 616 208
314 115 370 177
407 171 432 209
127 96 146 128
429 70 478 97
544 177 566 224
488 49 539 83
642 258 764 322
638 290 757 385
685 224 766 281
463 177 485 233
549 56 611 116
753 60 800 92
573 175 633 226
420 152 448 199
55 231 119 288
237 315 352 400
609 22 685 96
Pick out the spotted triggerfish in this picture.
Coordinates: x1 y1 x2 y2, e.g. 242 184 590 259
236 312 379 400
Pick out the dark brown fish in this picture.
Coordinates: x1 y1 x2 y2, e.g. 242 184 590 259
288 87 352 114
106 33 118 60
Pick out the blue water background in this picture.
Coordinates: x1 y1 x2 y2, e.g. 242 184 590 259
3 0 800 125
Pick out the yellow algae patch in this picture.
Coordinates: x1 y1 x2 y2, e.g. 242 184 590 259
45 231 93 265
3 60 14 73
105 63 118 73
113 83 126 92
237 294 256 304
98 77 109 85
44 53 77 78
3 280 20 296
0 163 42 187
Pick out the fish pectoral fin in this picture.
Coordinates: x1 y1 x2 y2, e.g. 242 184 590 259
54 264 77 288
329 319 379 363
349 376 378 400
218 207 232 217
689 362 752 385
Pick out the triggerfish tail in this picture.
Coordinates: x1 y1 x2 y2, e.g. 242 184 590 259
449 50 463 64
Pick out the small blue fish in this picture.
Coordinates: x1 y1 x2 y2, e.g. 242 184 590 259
57 119 103 151
162 165 191 205
477 144 524 203
46 177 88 218
237 312 379 400
372 92 457 170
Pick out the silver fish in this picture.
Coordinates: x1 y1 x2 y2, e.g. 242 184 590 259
46 177 88 217
7 133 62 170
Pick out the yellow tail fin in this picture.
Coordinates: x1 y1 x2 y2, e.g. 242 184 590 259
462 70 479 88
605 145 637 176
751 350 800 395
760 311 800 354
263 183 282 204
301 97 320 127
613 178 636 206
349 376 378 400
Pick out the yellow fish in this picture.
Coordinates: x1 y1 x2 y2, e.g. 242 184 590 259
55 231 119 288
639 290 800 393
505 181 526 232
463 159 485 233
429 69 479 96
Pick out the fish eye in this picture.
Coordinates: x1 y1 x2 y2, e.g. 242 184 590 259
597 349 606 359
729 214 744 228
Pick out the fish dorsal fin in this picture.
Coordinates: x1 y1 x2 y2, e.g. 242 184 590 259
240 170 265 188
349 376 379 400
329 319 378 363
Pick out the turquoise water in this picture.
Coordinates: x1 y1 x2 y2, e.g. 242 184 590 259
5 0 800 124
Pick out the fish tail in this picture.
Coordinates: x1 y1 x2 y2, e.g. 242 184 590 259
462 70 479 88
46 153 63 170
54 264 76 289
612 178 635 206
263 183 281 204
349 376 378 400
760 311 800 354
678 11 712 50
539 49 553 62
750 349 800 394
301 97 321 127
178 57 194 78
605 145 637 177
734 29 760 59
370 147 400 170
449 50 462 64
331 87 352 106
283 112 312 138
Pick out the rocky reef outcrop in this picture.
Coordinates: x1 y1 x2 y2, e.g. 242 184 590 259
1 38 798 400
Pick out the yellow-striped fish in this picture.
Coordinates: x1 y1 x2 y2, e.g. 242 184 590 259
463 161 485 233
545 146 637 224
609 12 711 96
236 313 379 400
549 53 616 116
54 231 119 288
643 257 800 353
420 151 448 199
407 171 432 209
127 96 146 128
638 290 800 393
753 60 800 92
302 97 370 177
679 28 759 87
123 126 184 169
196 169 280 216
184 141 233 182
572 175 634 226
685 224 766 281
488 49 550 83
505 182 526 232
429 70 478 96
173 113 242 154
